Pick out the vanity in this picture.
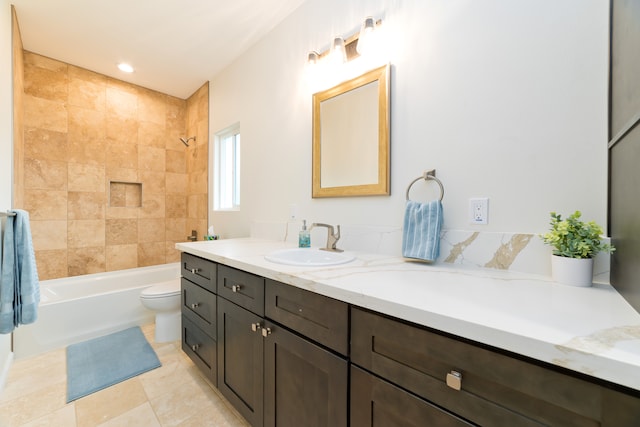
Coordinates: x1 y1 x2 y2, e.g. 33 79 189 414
177 238 640 426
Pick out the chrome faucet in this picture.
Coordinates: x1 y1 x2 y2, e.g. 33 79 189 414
310 223 343 252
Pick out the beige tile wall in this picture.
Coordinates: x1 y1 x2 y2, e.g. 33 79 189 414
185 83 209 239
12 6 24 209
19 52 209 280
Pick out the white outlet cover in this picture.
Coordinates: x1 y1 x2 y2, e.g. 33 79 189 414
469 198 489 225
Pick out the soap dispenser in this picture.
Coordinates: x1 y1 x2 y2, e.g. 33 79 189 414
299 220 310 248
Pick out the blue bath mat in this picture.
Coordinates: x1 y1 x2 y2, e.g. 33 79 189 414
66 326 161 402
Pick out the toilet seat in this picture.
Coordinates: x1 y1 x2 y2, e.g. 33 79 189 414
140 280 180 299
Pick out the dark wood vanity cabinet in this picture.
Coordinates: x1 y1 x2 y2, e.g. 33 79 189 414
351 307 640 427
264 279 348 427
180 253 218 384
216 265 349 427
182 253 640 427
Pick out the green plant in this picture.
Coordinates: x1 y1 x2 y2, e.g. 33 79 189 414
541 211 615 259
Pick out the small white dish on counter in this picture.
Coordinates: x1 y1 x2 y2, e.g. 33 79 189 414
265 248 355 266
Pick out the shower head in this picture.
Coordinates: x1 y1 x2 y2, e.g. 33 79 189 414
179 136 196 147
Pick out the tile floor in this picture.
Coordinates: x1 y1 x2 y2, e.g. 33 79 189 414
0 324 249 427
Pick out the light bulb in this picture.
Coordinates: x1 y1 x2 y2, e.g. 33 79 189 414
329 37 347 65
357 17 376 56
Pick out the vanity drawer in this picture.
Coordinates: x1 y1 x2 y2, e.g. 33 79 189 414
182 315 217 385
351 365 472 427
265 279 348 356
351 308 607 427
181 253 217 292
181 278 216 339
217 265 265 316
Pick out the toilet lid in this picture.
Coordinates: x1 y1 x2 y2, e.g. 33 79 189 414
140 279 181 298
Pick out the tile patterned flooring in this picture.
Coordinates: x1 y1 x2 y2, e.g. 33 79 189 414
0 324 249 427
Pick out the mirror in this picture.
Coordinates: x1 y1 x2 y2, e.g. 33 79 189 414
312 64 390 197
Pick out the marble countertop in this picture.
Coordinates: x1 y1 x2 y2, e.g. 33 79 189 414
176 238 640 392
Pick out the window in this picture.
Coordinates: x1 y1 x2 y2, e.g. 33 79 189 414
214 123 240 211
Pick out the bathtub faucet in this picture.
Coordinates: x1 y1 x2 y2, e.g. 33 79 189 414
309 223 342 252
187 230 198 242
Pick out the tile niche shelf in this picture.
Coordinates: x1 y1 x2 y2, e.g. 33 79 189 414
109 181 142 208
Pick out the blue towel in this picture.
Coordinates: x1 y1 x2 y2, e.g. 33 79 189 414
0 215 15 334
0 210 39 334
402 200 443 262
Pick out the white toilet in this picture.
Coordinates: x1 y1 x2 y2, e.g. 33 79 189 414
139 279 181 343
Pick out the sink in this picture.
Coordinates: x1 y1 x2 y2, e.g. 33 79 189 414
265 248 355 266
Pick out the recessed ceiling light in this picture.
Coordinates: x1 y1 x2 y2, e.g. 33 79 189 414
118 63 134 73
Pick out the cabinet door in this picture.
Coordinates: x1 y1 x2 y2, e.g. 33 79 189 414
351 366 472 427
217 297 264 427
264 321 347 427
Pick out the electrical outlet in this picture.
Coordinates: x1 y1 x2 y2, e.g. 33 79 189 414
469 198 489 225
289 204 298 220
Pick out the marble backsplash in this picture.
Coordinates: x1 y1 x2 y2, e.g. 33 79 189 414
250 220 611 283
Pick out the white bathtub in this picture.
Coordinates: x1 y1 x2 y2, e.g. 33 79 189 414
13 263 180 359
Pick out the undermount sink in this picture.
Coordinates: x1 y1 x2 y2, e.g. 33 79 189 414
265 248 355 266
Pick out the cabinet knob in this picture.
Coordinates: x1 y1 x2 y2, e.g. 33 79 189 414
190 303 200 309
190 268 199 274
446 370 462 391
191 344 199 352
251 322 262 332
261 327 272 337
232 284 242 293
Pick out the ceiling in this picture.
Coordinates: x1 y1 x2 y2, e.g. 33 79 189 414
11 0 307 99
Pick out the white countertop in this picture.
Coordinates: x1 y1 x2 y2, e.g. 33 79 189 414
176 238 640 392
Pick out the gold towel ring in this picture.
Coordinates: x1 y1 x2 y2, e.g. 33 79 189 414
406 170 444 202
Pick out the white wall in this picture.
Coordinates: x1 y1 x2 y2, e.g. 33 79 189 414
210 0 609 238
0 0 14 390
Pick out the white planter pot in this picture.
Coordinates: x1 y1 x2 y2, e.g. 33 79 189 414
551 255 594 287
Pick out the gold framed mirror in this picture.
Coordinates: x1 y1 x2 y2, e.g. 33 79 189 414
312 64 390 197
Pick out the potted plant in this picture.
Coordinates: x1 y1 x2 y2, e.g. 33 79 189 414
540 211 615 287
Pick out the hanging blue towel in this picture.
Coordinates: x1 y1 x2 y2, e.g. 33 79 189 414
402 200 443 262
0 210 39 334
0 215 15 334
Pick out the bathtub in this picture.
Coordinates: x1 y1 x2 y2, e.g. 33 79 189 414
13 263 180 359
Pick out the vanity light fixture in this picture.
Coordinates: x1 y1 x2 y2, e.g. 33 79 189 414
307 51 319 65
117 62 134 73
306 17 382 66
356 17 376 55
329 37 347 65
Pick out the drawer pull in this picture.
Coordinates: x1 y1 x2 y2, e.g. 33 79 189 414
232 284 242 293
261 327 272 337
190 303 200 309
446 370 462 391
191 344 200 352
190 268 199 274
251 322 262 332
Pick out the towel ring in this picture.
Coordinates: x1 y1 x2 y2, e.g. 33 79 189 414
406 170 444 202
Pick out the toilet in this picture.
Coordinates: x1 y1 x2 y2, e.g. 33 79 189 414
139 279 181 343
